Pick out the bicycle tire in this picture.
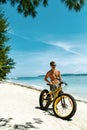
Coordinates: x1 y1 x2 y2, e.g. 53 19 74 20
39 89 51 110
53 93 77 120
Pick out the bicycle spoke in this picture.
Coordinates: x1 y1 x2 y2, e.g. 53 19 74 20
54 95 73 117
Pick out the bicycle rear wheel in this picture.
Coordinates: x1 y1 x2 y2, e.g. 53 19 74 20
39 89 51 110
53 93 77 120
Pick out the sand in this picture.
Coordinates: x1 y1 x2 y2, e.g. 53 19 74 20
0 81 87 130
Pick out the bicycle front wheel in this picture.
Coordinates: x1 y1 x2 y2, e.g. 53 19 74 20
53 93 77 120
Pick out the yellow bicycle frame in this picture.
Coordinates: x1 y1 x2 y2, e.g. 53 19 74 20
46 85 63 102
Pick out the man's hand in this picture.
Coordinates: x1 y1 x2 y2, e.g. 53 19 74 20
49 82 53 85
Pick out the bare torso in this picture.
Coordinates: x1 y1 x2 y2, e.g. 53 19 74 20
45 69 61 85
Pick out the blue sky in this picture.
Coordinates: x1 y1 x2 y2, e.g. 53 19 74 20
1 0 87 77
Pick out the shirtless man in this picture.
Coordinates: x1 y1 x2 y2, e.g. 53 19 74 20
44 61 62 91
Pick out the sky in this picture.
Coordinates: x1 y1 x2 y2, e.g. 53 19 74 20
1 0 87 77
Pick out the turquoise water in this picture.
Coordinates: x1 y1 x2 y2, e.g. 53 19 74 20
8 75 87 102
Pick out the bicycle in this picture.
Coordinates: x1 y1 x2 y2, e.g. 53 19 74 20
39 81 77 120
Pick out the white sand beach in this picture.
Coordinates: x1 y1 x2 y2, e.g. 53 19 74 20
0 81 87 130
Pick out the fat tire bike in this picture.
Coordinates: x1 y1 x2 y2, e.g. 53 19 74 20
39 81 77 120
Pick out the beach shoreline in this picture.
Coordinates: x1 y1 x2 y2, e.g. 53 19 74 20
2 80 87 103
0 81 87 130
6 74 87 103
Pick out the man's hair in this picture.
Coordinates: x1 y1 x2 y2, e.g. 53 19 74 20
50 61 56 66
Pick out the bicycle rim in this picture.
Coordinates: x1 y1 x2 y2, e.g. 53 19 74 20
42 93 48 107
39 89 51 110
53 95 74 118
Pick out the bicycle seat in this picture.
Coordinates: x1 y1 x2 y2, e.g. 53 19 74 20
47 83 52 86
47 83 50 86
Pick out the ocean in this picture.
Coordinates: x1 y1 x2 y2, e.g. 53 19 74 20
8 74 87 102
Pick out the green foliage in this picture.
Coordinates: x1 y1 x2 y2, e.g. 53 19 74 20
0 10 15 80
61 0 84 11
0 0 48 17
0 0 84 17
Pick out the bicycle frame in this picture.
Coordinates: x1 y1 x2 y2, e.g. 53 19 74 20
46 85 63 102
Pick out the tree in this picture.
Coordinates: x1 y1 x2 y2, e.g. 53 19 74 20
0 10 15 80
0 0 85 18
61 0 84 11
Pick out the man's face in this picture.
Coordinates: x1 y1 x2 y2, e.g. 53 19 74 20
50 65 56 69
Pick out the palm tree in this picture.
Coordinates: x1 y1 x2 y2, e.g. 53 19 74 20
0 0 85 17
61 0 84 11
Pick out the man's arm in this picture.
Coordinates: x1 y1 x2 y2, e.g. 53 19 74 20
44 72 50 83
58 71 62 81
44 72 52 84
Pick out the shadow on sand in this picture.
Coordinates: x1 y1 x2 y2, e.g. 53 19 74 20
35 106 55 117
35 106 72 121
0 117 43 130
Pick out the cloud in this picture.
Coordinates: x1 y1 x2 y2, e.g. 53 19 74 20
7 30 82 56
7 30 34 42
7 31 87 76
48 41 82 56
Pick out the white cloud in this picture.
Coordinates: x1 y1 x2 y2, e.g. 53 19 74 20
8 30 35 42
9 50 87 76
8 36 87 76
48 41 82 56
59 56 87 65
38 37 84 56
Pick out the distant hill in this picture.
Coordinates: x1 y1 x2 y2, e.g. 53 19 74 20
38 73 87 77
8 73 87 80
62 73 87 76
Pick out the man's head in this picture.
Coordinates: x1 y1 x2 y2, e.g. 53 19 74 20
50 61 56 67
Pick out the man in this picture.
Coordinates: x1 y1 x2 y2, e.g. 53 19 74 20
44 61 62 91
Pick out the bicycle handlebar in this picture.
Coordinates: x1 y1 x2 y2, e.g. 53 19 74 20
59 81 68 86
47 81 68 86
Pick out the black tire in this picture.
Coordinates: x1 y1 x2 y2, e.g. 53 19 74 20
53 93 77 120
39 89 51 110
